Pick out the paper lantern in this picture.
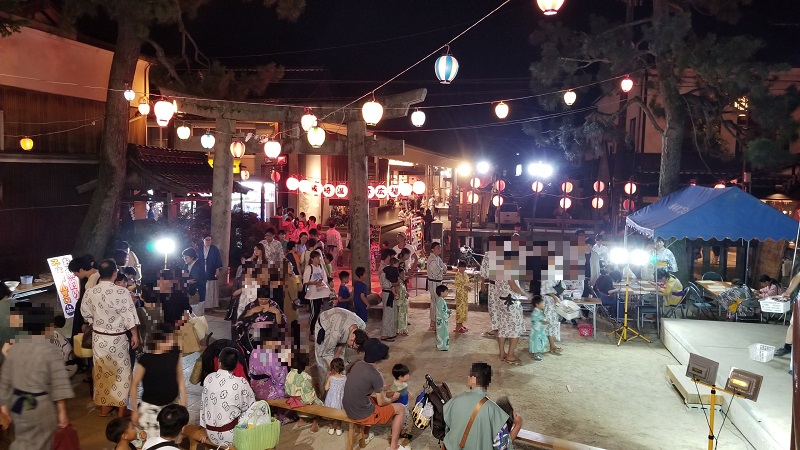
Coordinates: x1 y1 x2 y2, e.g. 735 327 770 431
435 51 459 84
623 199 635 211
301 112 317 132
388 185 400 198
494 180 506 192
621 76 634 93
153 99 174 126
537 0 565 15
176 125 191 140
531 181 544 193
230 141 245 158
368 186 376 199
19 136 33 151
714 183 726 189
335 184 348 198
495 101 509 119
264 139 282 159
240 169 250 181
593 180 605 193
137 98 150 116
308 125 325 148
470 177 482 189
564 90 576 106
624 182 637 195
467 192 479 204
591 197 604 209
492 195 504 207
271 171 281 183
311 181 323 196
559 197 572 209
412 180 426 195
399 183 413 197
201 132 215 149
298 179 311 193
362 100 384 126
323 183 335 197
561 181 573 194
123 89 135 101
286 177 299 191
411 109 426 127
375 185 388 199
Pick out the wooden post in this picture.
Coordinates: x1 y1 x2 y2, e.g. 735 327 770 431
348 120 371 290
212 117 235 276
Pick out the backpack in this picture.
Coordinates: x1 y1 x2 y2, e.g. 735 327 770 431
425 374 452 442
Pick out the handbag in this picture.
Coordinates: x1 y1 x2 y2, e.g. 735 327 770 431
72 333 92 358
80 327 92 349
233 400 280 450
188 313 209 342
189 358 203 385
188 291 201 305
285 396 304 409
53 424 80 450
178 323 201 355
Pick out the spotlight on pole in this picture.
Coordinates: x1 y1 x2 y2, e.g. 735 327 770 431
476 161 491 174
527 161 553 178
154 238 176 270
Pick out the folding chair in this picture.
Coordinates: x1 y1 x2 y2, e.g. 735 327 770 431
663 287 691 319
685 283 715 320
593 288 616 323
735 297 762 322
701 272 723 281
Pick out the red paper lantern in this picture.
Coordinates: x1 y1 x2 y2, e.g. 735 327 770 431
271 172 281 183
593 180 605 193
335 184 348 198
322 183 335 197
229 140 245 158
286 176 299 191
591 197 604 209
388 185 400 198
311 181 323 196
492 195 504 207
559 197 572 209
561 181 573 194
494 180 506 192
623 199 635 210
624 182 637 195
531 181 544 193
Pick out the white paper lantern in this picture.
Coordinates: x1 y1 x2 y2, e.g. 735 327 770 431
537 0 565 15
399 182 413 197
495 101 509 119
200 133 215 149
123 89 136 101
286 177 300 191
323 183 335 198
138 98 150 116
308 125 326 148
620 76 634 93
335 184 348 198
176 125 191 140
375 185 388 199
412 180 426 195
298 179 311 193
301 113 317 132
362 100 384 126
411 110 426 127
153 99 175 126
563 90 576 106
264 139 282 159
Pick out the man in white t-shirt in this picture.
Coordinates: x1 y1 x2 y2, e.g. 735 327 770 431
392 232 417 270
142 404 189 449
325 219 343 274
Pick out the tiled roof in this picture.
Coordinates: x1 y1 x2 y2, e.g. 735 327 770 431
128 145 248 195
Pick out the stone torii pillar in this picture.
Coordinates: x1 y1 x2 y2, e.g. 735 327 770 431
165 88 426 289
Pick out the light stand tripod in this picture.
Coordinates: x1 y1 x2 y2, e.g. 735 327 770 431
608 266 650 345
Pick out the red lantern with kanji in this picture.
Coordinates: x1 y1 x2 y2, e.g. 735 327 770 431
335 184 348 198
494 180 506 192
593 180 605 193
591 197 604 209
311 181 323 196
322 183 335 197
368 186 375 199
271 172 281 183
623 199 635 210
286 176 299 191
375 185 388 199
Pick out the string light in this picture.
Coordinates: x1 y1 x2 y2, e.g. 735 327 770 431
19 136 33 151
494 101 509 119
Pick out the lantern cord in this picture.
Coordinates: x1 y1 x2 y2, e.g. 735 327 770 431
6 120 101 138
317 0 514 123
4 116 105 125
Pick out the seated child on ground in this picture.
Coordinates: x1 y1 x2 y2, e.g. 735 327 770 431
106 417 147 450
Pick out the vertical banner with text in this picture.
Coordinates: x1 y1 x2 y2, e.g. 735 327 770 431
47 255 80 318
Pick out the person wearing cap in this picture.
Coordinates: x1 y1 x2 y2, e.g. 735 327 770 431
342 339 409 450
313 308 367 391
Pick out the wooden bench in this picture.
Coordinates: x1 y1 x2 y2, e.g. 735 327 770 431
517 429 607 450
267 398 368 450
183 424 242 450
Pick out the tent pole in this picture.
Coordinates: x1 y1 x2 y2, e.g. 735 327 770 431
745 239 750 284
792 219 800 273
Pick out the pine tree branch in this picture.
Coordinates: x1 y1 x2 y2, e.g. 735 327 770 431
145 38 185 87
629 95 665 136
721 119 749 148
173 0 210 69
597 18 653 37
558 57 612 69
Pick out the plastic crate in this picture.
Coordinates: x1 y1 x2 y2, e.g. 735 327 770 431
556 300 582 320
577 323 593 337
748 343 775 363
759 299 791 314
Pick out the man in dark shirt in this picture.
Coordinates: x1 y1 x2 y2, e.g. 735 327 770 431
593 269 617 318
342 339 408 450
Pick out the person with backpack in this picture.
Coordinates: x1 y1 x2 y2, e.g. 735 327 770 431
443 362 522 450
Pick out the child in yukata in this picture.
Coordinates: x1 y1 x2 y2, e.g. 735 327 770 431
249 323 288 401
529 295 548 361
396 269 410 336
454 261 471 333
435 285 451 351
285 353 323 432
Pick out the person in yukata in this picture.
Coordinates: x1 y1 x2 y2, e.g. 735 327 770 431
201 348 256 447
248 323 289 401
435 285 451 351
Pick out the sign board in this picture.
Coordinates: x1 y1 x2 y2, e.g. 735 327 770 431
47 255 80 318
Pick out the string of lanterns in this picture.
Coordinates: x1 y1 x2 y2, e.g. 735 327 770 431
283 177 426 199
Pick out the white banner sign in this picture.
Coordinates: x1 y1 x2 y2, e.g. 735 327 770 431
47 255 80 318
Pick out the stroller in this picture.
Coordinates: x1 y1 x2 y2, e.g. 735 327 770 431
198 339 250 384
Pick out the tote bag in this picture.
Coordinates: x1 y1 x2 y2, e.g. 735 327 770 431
233 400 280 450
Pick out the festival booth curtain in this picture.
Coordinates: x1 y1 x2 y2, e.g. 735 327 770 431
625 186 799 242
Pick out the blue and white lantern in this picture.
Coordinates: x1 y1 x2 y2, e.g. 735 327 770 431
434 51 459 84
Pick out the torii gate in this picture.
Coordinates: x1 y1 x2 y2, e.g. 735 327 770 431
165 88 427 288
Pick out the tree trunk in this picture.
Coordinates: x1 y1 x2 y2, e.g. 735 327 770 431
73 18 141 258
211 118 235 275
347 120 371 290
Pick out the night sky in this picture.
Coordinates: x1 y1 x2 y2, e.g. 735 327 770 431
80 0 800 170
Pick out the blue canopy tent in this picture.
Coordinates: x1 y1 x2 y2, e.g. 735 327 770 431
626 186 800 281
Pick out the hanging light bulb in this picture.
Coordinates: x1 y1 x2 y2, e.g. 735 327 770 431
411 109 426 127
229 140 245 158
620 76 634 93
434 46 459 84
301 111 317 132
264 139 282 159
153 99 174 126
564 90 576 106
362 98 384 125
138 98 150 116
495 101 509 119
123 89 136 101
201 132 215 149
176 125 191 140
308 125 326 148
537 0 565 15
19 136 33 151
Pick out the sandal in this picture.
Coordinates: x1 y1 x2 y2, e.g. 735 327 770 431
455 326 468 333
505 358 522 365
380 336 396 342
550 347 563 355
482 331 497 338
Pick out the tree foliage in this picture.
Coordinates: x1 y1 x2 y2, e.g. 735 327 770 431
0 0 27 37
526 0 799 195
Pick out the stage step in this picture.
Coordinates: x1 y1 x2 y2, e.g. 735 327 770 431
517 429 606 450
665 364 726 411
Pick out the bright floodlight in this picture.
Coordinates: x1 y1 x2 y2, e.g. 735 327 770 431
457 163 472 177
155 238 176 255
527 161 553 178
609 247 628 265
630 249 650 266
476 161 491 174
